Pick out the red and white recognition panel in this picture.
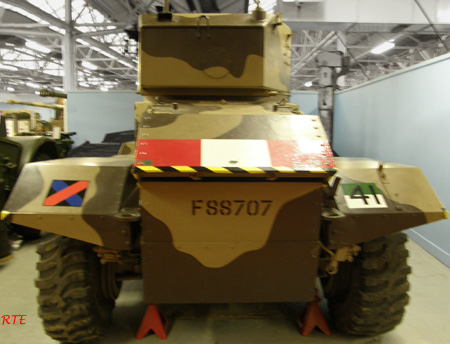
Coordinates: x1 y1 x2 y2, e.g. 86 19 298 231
134 139 335 172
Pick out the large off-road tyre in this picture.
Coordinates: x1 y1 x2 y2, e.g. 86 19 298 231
321 233 411 336
35 235 116 343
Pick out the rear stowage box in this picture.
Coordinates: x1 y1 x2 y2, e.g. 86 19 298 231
140 180 324 303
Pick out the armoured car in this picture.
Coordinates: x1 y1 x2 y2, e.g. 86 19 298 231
2 3 447 343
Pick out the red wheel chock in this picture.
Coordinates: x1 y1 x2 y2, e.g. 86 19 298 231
136 304 169 340
296 290 331 336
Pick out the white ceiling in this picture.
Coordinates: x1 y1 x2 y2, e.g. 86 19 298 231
0 0 449 94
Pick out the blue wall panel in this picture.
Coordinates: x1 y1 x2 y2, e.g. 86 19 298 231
67 91 142 146
334 53 450 267
290 91 318 115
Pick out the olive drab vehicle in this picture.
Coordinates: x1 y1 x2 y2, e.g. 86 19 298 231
0 113 68 243
2 3 447 343
4 91 72 158
1 92 73 242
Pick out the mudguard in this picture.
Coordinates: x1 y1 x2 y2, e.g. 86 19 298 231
323 158 447 248
2 156 139 250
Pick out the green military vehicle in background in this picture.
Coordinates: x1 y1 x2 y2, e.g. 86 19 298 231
5 88 68 140
0 116 61 258
0 91 73 252
3 97 73 159
2 2 447 343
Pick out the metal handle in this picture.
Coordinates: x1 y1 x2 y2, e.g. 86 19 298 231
196 15 211 39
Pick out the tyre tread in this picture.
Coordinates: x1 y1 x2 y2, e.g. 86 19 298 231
35 235 114 343
324 233 411 336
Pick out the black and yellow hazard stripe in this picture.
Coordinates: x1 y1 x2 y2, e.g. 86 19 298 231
134 165 336 175
1 210 10 221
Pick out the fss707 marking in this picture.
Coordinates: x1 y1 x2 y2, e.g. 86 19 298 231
192 200 273 216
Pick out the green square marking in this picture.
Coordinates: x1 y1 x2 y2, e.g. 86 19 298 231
341 183 381 195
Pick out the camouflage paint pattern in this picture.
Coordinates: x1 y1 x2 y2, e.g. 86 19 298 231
142 181 321 268
134 96 302 137
322 158 447 248
132 87 334 302
134 112 445 302
4 156 139 250
141 181 323 303
135 114 334 177
133 103 335 178
138 13 291 96
1 9 447 307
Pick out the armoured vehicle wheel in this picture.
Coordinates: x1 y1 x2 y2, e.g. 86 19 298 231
321 233 411 336
35 235 118 343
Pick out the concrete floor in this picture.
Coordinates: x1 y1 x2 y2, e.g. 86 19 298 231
0 237 449 344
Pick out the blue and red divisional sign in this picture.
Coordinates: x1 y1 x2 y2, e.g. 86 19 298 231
44 180 89 207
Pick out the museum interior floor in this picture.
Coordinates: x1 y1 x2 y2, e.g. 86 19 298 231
1 233 448 344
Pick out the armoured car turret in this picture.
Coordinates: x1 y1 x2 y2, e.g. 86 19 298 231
2 3 447 343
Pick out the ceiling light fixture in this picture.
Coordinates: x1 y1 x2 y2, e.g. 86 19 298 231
7 87 15 92
371 40 395 54
25 40 51 54
304 81 313 87
81 61 98 70
26 82 41 89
